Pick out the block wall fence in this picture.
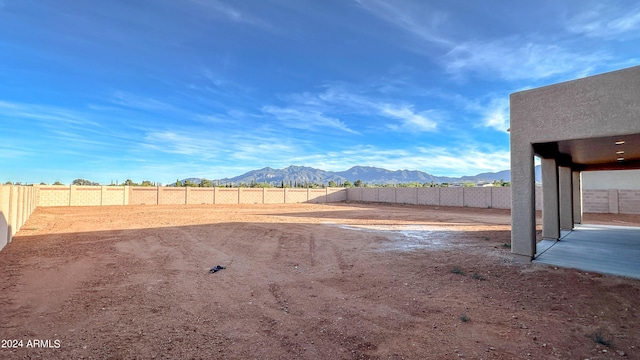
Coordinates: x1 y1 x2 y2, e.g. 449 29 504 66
0 184 38 250
346 186 527 209
35 186 348 207
32 185 640 215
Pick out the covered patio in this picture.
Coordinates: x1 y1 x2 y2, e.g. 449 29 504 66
534 224 640 279
510 65 640 278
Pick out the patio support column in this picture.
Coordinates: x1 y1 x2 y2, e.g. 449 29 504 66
572 171 582 225
559 166 574 231
541 158 560 240
510 143 537 261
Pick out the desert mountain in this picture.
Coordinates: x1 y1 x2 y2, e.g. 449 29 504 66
191 165 542 186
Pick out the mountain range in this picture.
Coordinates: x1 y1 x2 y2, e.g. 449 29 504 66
182 165 542 186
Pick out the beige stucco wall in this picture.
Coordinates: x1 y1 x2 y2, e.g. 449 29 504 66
582 170 640 190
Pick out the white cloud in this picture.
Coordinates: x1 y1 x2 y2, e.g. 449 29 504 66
0 100 100 126
381 105 437 131
567 5 640 39
191 0 275 30
481 98 510 132
261 106 359 134
0 144 31 159
142 131 224 157
109 92 177 112
278 84 442 133
443 36 609 81
356 0 452 46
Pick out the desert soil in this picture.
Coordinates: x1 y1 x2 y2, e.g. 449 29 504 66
1 203 639 359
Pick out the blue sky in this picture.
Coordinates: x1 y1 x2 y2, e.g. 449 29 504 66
1 0 639 184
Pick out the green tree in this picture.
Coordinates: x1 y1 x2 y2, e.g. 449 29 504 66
140 180 154 187
123 179 136 186
175 179 182 187
354 179 363 188
184 179 198 187
200 179 213 187
328 180 337 187
343 180 352 188
53 181 64 185
492 179 511 187
72 178 99 186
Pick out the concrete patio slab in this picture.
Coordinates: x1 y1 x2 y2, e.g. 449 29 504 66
533 224 640 279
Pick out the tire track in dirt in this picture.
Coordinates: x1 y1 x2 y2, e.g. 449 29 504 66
309 233 316 267
268 283 290 315
271 225 319 270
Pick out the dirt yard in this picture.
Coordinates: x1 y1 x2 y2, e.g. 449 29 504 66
1 203 639 359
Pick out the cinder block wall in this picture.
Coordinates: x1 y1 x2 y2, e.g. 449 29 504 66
0 185 38 251
38 185 71 206
158 187 186 205
35 186 347 206
102 186 127 205
491 187 511 209
215 188 240 204
32 185 640 214
396 188 419 205
463 187 491 208
326 188 347 203
308 188 328 203
361 188 378 202
264 189 285 204
440 188 464 207
418 188 439 205
619 190 640 214
240 188 264 204
583 190 610 213
378 188 396 203
70 186 102 206
186 188 214 204
285 189 308 203
346 186 640 214
130 187 158 205
583 189 640 215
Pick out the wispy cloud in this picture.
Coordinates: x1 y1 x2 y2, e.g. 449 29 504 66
0 145 31 159
261 106 359 134
381 105 437 132
142 131 225 158
227 134 299 162
0 100 100 127
443 36 609 81
567 5 640 39
109 91 178 112
356 0 452 46
191 0 275 30
481 98 510 132
276 83 442 133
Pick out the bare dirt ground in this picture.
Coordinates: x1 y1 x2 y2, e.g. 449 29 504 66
1 203 639 359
